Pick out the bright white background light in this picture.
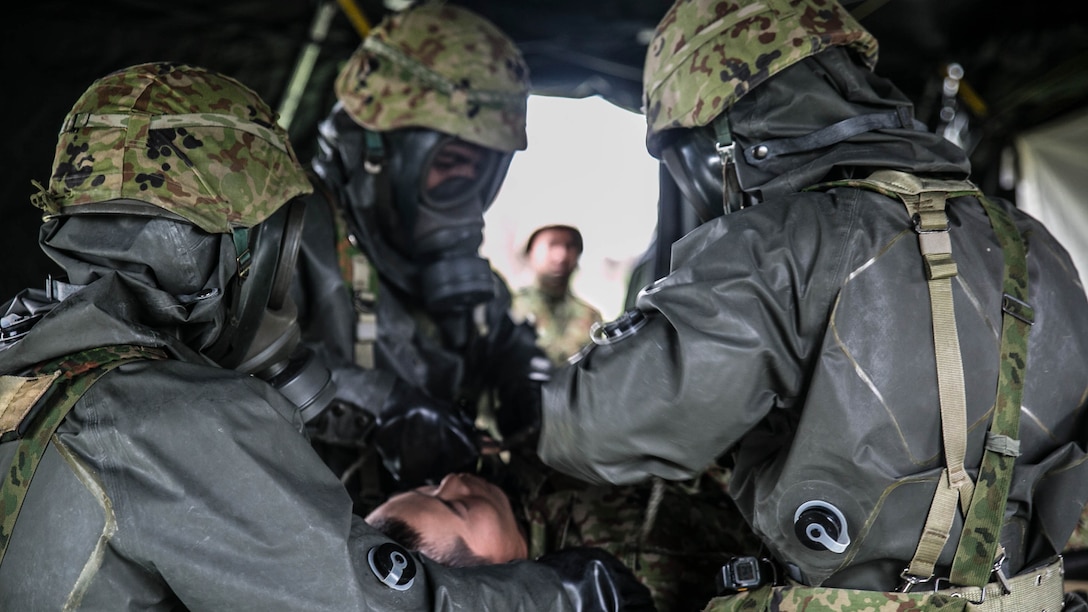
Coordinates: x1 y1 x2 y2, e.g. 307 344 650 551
483 94 661 320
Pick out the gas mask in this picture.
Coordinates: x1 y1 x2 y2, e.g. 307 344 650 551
337 125 512 314
204 198 337 423
658 115 757 221
410 134 509 312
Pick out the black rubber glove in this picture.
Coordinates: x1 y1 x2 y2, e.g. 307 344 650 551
536 547 656 612
373 379 481 488
495 354 551 450
304 399 376 447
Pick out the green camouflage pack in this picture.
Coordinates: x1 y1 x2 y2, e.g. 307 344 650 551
32 62 312 234
510 287 602 365
643 0 879 156
335 1 530 153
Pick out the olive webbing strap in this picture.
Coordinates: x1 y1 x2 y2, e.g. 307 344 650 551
890 176 977 582
810 170 983 582
947 195 1032 587
0 344 166 567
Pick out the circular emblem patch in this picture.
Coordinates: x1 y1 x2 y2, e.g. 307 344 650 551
367 543 417 591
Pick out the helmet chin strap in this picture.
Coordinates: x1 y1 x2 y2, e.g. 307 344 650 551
363 129 397 224
713 114 756 214
220 199 340 424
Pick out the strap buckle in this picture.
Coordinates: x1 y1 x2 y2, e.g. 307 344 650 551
898 568 934 592
911 211 949 234
1001 293 1035 325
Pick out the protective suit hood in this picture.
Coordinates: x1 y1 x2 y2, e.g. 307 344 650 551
727 47 971 202
0 213 227 373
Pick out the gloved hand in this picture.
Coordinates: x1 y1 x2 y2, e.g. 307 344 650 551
495 354 551 450
373 379 481 488
304 399 376 447
536 546 656 612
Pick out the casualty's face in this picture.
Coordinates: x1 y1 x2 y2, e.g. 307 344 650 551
528 227 580 280
366 472 528 564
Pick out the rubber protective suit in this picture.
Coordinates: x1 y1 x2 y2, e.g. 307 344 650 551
0 62 652 611
292 1 550 492
537 0 1088 599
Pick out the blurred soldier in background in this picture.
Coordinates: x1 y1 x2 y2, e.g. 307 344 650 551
292 1 551 501
512 224 603 365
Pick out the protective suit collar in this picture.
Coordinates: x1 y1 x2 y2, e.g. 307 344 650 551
35 213 231 354
727 47 971 203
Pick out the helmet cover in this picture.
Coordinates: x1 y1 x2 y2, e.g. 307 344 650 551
643 0 879 156
522 224 584 255
334 1 531 153
35 62 313 233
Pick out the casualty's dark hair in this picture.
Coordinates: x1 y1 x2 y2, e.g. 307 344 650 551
368 516 424 550
367 516 489 568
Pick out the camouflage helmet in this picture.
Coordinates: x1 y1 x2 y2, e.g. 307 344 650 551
643 0 879 156
334 1 531 153
33 62 313 234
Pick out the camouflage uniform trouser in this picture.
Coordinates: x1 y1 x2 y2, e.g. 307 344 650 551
516 461 763 612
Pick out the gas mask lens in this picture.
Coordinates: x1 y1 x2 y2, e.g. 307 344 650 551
422 138 498 208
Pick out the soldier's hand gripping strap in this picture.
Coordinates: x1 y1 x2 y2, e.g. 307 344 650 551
0 344 166 567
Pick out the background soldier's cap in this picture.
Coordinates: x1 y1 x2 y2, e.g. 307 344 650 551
334 1 531 153
643 0 879 156
523 224 584 255
34 62 312 234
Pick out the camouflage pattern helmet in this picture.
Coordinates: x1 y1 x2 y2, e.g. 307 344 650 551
335 1 531 153
643 0 879 156
33 62 313 234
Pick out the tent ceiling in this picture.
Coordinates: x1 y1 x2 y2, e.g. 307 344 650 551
5 0 1088 296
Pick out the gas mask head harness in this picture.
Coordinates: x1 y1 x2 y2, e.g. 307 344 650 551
201 199 338 422
342 123 512 313
656 95 925 223
203 197 303 372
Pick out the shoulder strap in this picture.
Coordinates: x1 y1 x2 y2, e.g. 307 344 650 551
947 194 1032 587
811 170 1032 589
0 344 167 567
